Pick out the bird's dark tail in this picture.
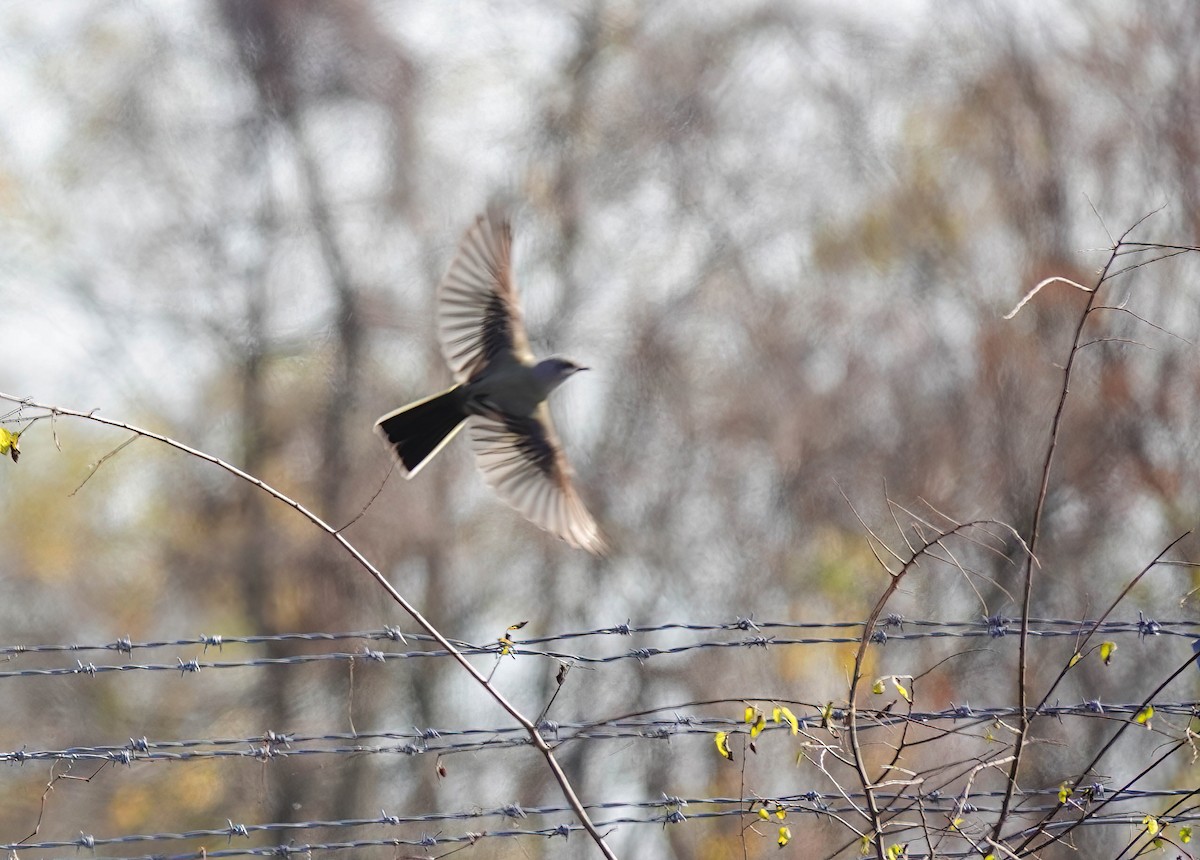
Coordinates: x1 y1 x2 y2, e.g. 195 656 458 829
374 385 468 478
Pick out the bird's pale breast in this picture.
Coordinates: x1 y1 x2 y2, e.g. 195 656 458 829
465 362 548 418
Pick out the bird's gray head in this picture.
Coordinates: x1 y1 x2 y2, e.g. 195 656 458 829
532 356 588 394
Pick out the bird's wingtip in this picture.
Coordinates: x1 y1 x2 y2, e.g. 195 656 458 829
587 535 611 558
572 522 610 557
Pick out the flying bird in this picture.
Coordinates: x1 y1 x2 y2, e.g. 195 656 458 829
375 206 607 555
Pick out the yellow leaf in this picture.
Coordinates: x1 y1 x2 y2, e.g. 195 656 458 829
1068 651 1082 668
1135 705 1154 725
892 678 911 703
984 855 995 860
950 817 963 831
780 707 798 735
498 635 514 656
750 714 766 738
714 732 733 761
777 825 791 848
886 843 907 860
1180 825 1192 843
0 428 19 463
759 808 770 820
772 706 782 722
1058 782 1072 804
872 679 885 694
507 620 528 631
1100 641 1117 665
745 706 755 723
1142 815 1160 836
775 807 786 820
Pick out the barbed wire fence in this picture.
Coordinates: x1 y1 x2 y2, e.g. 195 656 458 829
2 228 1200 859
0 613 1198 859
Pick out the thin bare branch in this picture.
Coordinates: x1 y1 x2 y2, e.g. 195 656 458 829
1083 192 1114 247
836 481 905 571
336 457 397 533
1077 336 1153 351
69 433 139 497
1105 247 1193 281
1090 304 1193 344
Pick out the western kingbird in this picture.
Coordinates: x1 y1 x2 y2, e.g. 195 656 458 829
375 206 607 555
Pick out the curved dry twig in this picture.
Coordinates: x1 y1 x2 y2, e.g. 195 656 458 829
1003 276 1094 320
0 391 618 860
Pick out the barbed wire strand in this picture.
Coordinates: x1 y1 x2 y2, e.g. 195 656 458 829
0 617 1192 681
6 796 1200 858
1 701 1196 766
1 615 1193 658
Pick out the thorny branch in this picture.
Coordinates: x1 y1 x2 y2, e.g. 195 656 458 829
828 225 1200 858
841 508 1029 859
992 223 1200 850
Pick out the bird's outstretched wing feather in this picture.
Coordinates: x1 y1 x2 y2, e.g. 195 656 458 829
469 404 607 555
437 206 534 383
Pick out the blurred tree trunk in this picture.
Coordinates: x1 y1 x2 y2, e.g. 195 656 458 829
218 0 419 830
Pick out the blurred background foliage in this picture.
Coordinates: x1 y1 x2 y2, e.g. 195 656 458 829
1 1 1199 857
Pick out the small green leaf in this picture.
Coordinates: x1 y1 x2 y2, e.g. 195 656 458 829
820 702 834 728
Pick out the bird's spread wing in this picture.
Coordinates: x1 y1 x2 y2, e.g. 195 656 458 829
437 206 534 383
469 404 607 555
